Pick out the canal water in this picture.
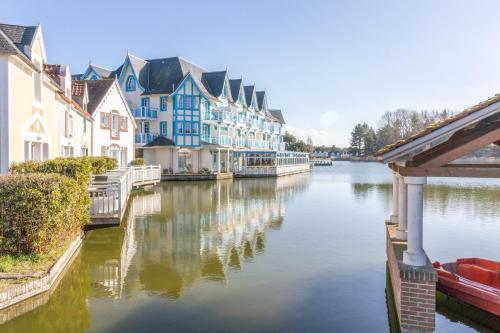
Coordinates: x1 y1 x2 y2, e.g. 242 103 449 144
0 162 499 333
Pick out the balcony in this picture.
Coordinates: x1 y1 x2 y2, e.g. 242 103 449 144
135 133 157 144
235 138 246 147
220 136 233 146
202 136 218 145
132 107 158 119
202 110 219 121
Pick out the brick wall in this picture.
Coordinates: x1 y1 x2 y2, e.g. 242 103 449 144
386 225 437 333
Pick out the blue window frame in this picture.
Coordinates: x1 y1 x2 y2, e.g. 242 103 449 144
160 96 167 111
141 97 150 108
192 122 199 135
126 75 136 91
160 121 168 136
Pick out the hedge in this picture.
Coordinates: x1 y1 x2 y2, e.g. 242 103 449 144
10 156 117 184
130 158 146 166
0 174 85 255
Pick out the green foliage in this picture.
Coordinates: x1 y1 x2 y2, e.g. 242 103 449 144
130 158 146 166
10 156 117 184
283 132 313 153
199 168 213 175
0 174 85 255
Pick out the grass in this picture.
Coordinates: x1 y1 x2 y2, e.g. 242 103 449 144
0 242 69 275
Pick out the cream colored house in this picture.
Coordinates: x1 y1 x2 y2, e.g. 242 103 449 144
0 23 92 173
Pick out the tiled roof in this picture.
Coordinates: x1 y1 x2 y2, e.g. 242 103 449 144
73 79 114 114
229 79 244 105
201 71 227 98
71 81 85 108
0 23 36 56
374 93 500 156
256 91 266 111
0 32 17 53
269 109 285 124
244 85 255 107
43 64 62 86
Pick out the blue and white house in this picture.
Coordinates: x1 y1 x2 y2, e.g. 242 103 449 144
77 53 308 175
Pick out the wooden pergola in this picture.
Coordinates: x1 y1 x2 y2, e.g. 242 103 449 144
376 93 500 266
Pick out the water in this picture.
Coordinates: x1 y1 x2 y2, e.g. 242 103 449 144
0 162 499 333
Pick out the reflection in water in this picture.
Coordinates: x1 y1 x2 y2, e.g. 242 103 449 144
126 176 309 299
0 175 309 331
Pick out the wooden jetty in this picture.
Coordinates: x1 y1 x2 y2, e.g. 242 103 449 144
88 165 161 225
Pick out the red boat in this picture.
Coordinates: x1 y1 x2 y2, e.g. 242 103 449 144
433 258 500 316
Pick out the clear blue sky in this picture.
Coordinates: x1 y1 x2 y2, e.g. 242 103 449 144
3 0 500 146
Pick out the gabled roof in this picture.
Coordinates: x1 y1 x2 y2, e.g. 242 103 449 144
201 71 227 98
229 79 244 105
244 85 256 107
143 136 175 147
375 93 500 160
43 64 63 86
89 64 113 78
0 23 36 56
269 109 285 124
73 79 114 114
256 91 267 111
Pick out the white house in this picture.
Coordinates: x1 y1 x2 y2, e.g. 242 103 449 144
72 78 136 167
0 22 92 173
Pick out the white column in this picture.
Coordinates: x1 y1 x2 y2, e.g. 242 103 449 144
217 149 221 173
403 176 427 266
395 176 407 240
390 172 399 224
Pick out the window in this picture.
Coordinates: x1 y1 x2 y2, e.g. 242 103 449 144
112 114 119 137
192 122 199 135
177 122 184 134
33 59 42 104
221 84 227 98
160 96 168 111
83 117 87 133
65 111 73 138
141 97 150 108
126 75 136 91
143 121 150 134
202 124 210 138
101 112 110 128
184 122 191 134
81 148 89 156
160 121 168 136
120 116 128 131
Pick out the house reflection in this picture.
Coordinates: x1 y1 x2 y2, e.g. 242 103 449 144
119 175 309 299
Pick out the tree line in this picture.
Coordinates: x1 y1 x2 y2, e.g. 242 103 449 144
349 109 454 156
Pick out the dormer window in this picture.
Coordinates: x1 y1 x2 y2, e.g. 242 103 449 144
126 75 136 91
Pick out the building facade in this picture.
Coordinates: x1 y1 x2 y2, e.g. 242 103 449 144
0 23 92 173
78 54 290 173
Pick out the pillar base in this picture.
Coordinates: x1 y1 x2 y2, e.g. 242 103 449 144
387 224 437 333
395 228 407 240
390 215 398 225
403 250 427 267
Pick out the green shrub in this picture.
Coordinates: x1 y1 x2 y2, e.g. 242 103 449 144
10 156 117 183
199 168 213 175
0 174 86 255
82 156 117 174
130 158 146 166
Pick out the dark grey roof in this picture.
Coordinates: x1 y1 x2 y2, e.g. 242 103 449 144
143 136 175 147
132 56 211 96
269 109 285 124
244 85 256 107
73 79 114 114
201 71 227 98
71 74 82 80
229 79 244 105
256 91 266 111
0 23 37 56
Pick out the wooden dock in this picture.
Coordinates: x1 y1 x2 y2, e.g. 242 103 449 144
88 165 161 225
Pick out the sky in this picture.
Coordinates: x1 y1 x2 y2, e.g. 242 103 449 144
3 0 500 146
